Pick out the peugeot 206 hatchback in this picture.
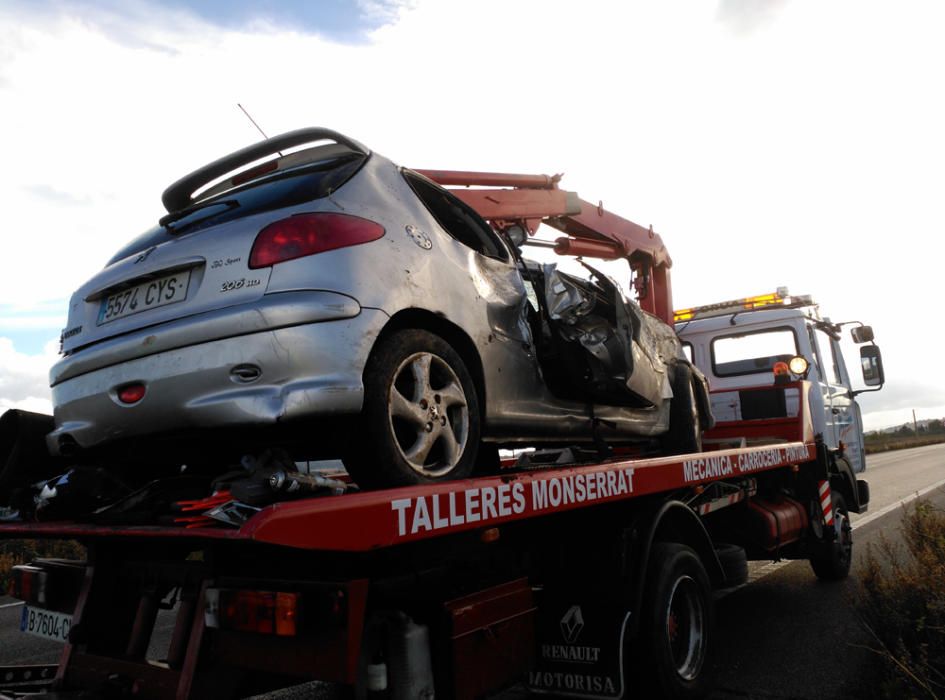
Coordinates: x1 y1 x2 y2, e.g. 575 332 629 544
49 128 709 488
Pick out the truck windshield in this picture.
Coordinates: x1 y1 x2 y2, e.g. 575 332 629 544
711 327 798 377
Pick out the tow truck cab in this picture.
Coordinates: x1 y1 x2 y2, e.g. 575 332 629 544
676 290 885 474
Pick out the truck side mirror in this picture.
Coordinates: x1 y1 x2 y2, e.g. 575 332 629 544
851 326 874 344
860 345 884 387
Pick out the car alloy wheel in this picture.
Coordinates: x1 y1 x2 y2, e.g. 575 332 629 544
388 351 470 477
348 328 480 488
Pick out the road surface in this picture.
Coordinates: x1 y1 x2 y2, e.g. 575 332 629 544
0 443 942 699
709 442 945 699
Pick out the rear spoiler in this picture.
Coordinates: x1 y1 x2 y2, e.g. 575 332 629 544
161 127 370 214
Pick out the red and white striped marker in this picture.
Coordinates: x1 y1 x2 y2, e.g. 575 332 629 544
818 480 834 527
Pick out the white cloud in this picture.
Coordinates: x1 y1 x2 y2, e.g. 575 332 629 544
356 0 416 26
0 316 65 330
0 338 57 415
0 0 942 430
0 397 54 415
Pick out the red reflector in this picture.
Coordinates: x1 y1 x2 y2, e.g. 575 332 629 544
249 213 385 269
276 592 298 637
117 383 146 404
218 590 299 637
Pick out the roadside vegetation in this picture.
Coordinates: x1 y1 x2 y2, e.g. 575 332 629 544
0 540 85 591
865 420 945 454
859 499 945 698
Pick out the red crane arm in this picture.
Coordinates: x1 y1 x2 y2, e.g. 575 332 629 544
413 169 674 325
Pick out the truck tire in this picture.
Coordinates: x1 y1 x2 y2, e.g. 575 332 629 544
809 492 853 581
661 364 702 456
638 542 714 699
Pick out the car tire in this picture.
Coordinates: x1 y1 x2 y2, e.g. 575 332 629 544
637 542 714 699
661 363 702 456
345 329 480 489
809 491 853 581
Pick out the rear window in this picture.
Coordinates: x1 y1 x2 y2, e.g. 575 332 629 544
107 153 366 265
403 171 509 261
711 327 798 377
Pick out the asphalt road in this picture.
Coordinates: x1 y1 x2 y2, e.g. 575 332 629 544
0 443 942 698
709 442 945 700
0 599 60 665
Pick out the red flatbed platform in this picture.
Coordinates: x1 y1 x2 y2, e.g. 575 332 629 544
0 442 815 551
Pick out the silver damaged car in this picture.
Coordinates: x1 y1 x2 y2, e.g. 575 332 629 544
49 128 709 488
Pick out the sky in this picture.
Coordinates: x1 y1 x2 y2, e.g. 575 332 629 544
0 0 942 431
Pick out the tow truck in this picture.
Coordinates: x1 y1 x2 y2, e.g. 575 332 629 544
675 288 885 477
0 169 884 700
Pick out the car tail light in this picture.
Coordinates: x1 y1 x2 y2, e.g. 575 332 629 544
10 562 84 613
249 213 385 269
12 565 48 606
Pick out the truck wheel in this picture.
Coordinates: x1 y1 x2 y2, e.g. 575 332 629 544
346 329 480 489
639 542 714 699
661 364 702 455
809 492 853 581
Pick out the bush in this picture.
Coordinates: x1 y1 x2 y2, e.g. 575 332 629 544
859 500 945 697
0 539 85 591
864 434 945 454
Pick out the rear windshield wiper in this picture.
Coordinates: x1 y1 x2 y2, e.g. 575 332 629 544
159 199 239 231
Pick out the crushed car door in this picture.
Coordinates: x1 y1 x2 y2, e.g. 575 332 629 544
538 263 670 408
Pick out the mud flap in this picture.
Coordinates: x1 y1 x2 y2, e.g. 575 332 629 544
528 589 631 699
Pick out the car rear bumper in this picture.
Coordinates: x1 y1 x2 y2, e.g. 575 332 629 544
51 290 365 386
47 305 389 455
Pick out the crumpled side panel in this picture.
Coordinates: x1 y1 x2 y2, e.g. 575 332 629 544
544 265 596 324
540 264 682 407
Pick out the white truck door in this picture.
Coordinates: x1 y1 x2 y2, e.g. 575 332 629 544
829 332 867 472
805 326 837 448
810 326 864 471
